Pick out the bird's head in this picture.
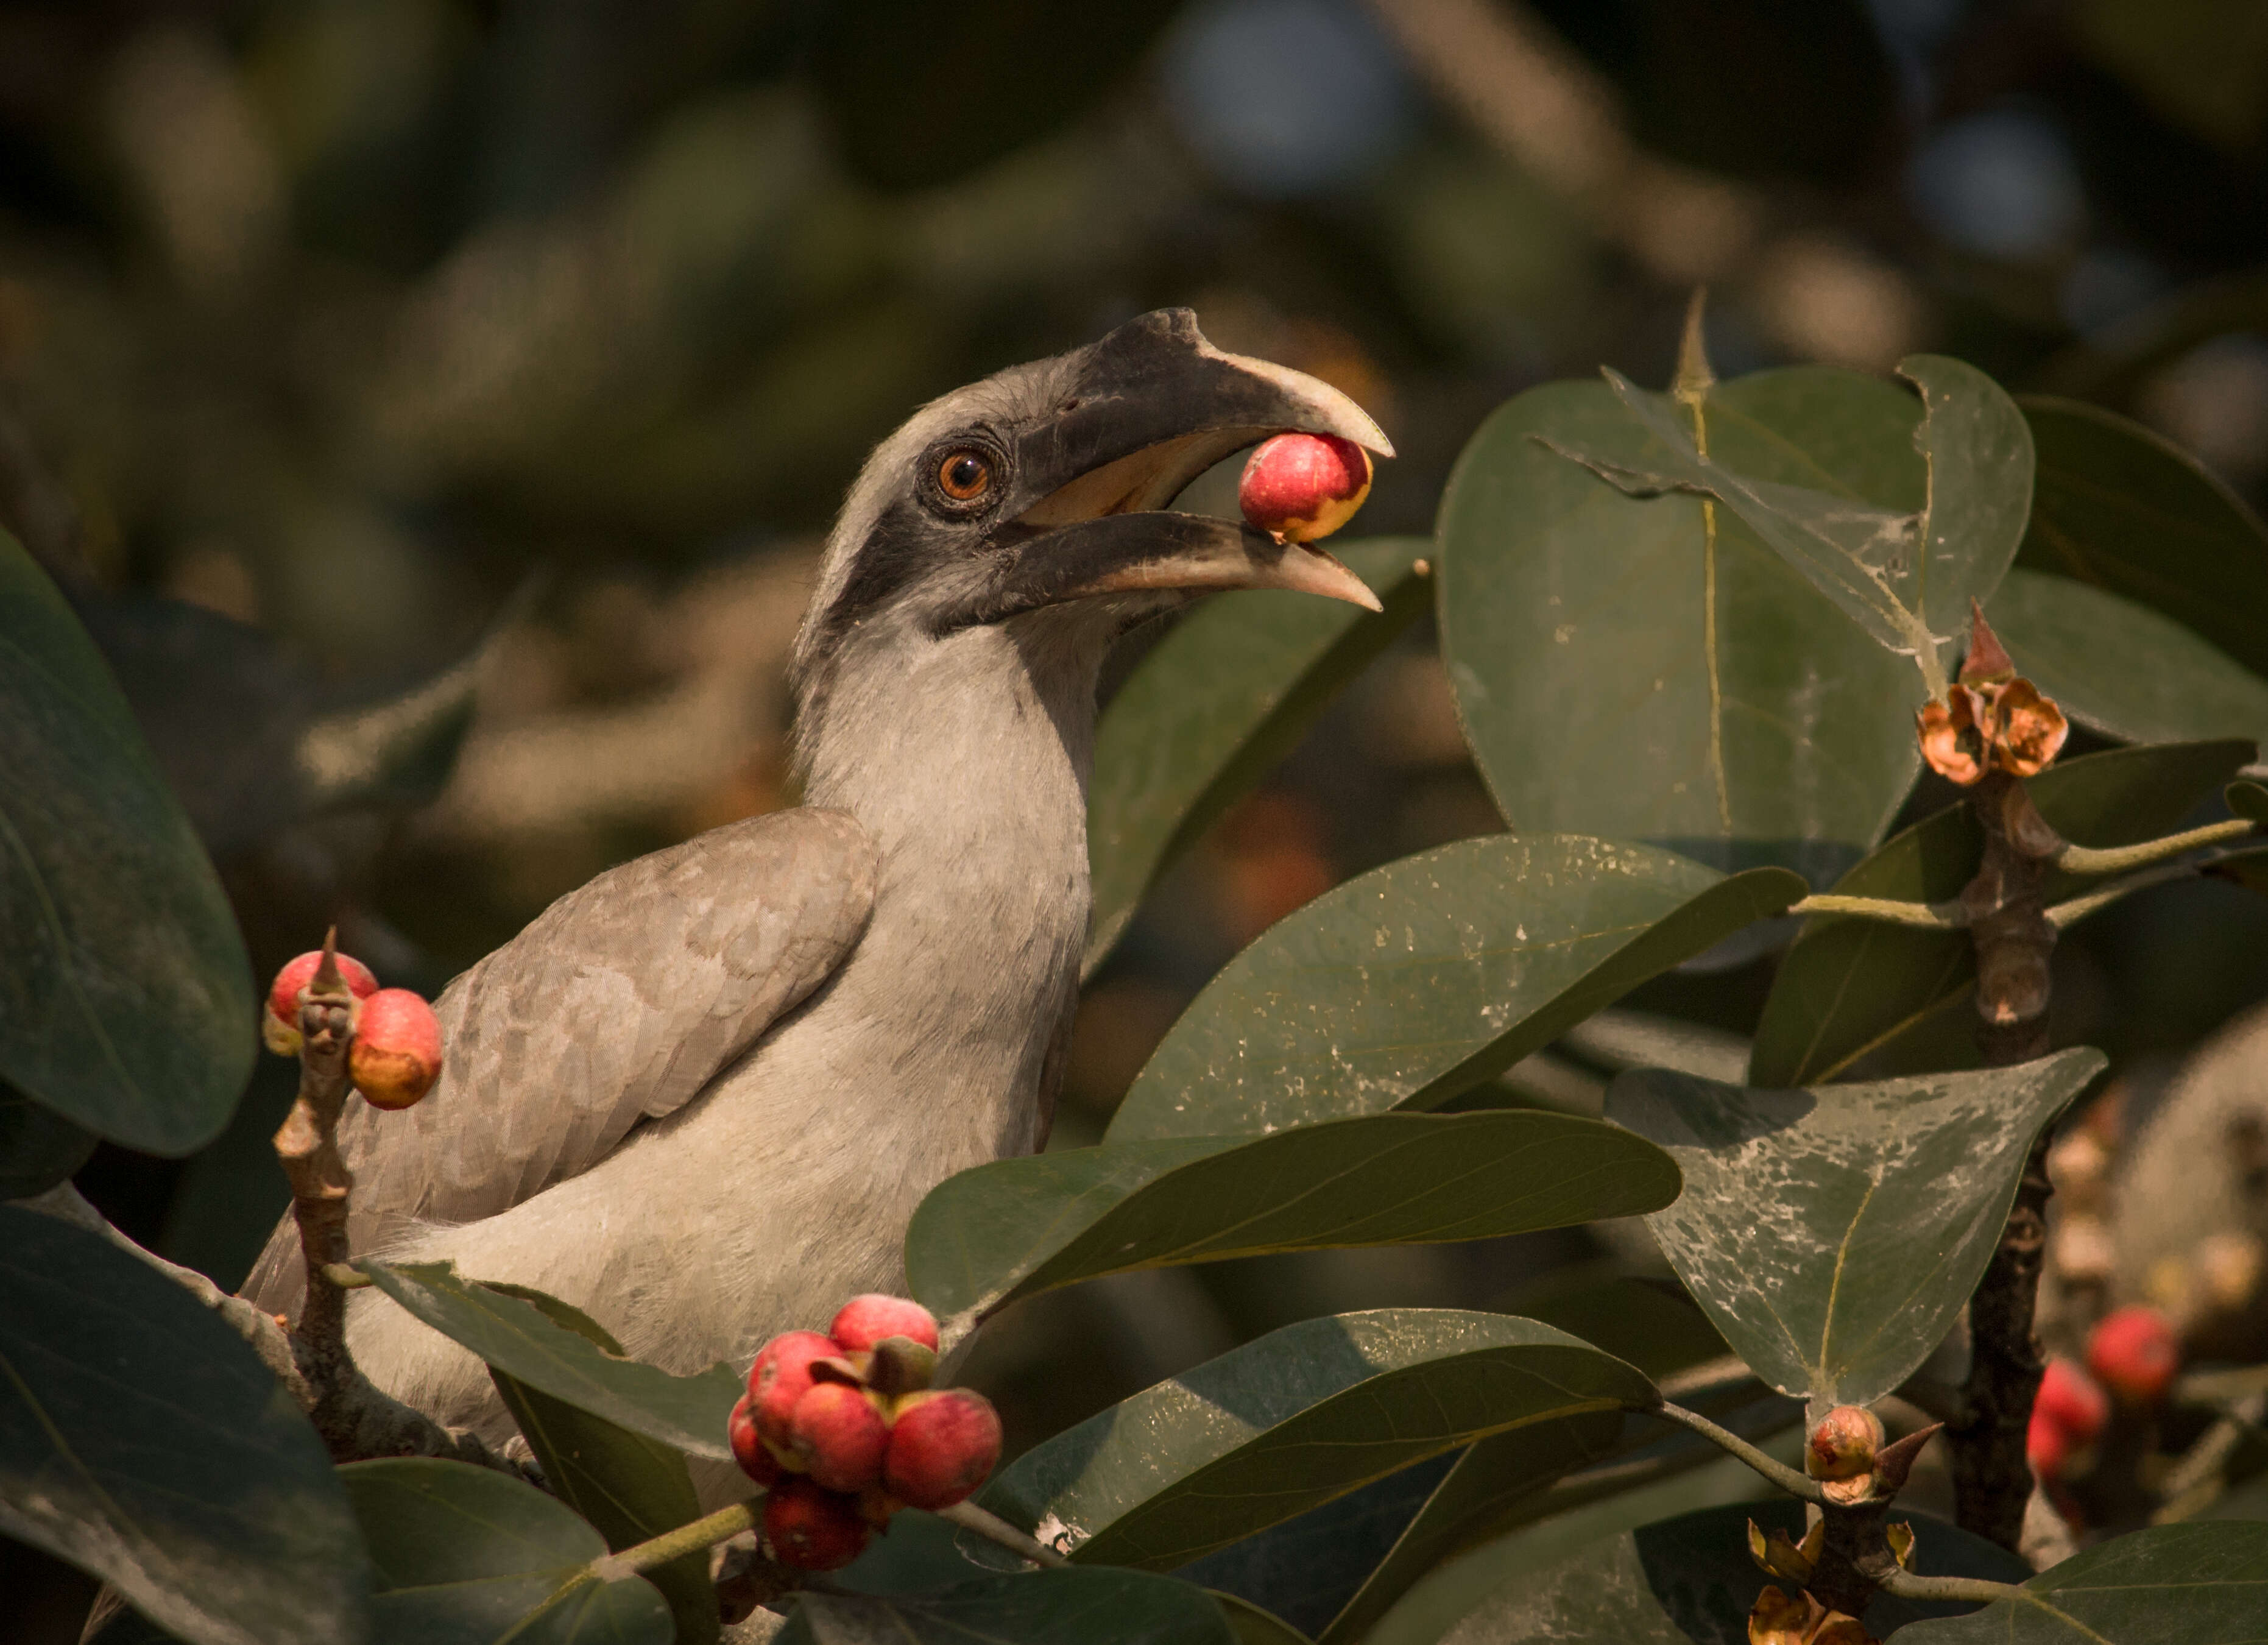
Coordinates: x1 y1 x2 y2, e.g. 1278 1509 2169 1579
791 308 1392 724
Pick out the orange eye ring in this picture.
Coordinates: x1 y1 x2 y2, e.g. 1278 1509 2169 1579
938 450 992 501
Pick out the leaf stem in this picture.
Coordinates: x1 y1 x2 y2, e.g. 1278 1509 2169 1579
1789 894 1968 929
2054 817 2255 877
1652 1401 1822 1503
1876 1569 2026 1605
2046 860 2207 929
592 1499 759 1582
938 1501 1072 1569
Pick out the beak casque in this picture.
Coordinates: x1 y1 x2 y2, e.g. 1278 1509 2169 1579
963 310 1393 626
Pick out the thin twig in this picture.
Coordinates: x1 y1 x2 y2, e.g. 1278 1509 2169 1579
591 1500 760 1582
1652 1401 1823 1502
2047 861 2208 929
1790 894 1969 929
2054 818 2255 877
1877 1569 2026 1606
1655 1354 1756 1399
937 1501 1073 1569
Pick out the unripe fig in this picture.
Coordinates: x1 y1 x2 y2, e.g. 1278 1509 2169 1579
263 949 378 1055
729 1393 782 1487
882 1388 1002 1511
763 1477 871 1571
348 989 444 1111
2086 1304 2180 1404
787 1381 891 1493
2035 1357 2110 1444
751 1331 839 1445
1239 433 1372 545
1804 1404 1885 1482
830 1294 940 1354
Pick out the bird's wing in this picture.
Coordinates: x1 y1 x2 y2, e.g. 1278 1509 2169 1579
242 806 878 1313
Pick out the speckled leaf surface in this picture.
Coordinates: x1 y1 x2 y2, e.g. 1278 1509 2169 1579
1085 539 1431 979
339 1459 671 1645
1750 740 2252 1086
1606 1051 2105 1406
780 1569 1237 1645
360 1261 740 1461
981 1311 1658 1572
905 1111 1681 1318
1887 1521 2268 1643
1108 835 1802 1142
1440 361 2023 888
1988 568 2268 751
2016 395 2268 680
0 531 255 1155
0 1206 370 1645
1437 1501 2026 1645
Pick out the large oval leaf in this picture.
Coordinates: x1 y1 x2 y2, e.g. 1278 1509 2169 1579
359 1261 740 1461
1987 568 2268 751
0 1205 369 1645
1440 361 2024 888
0 532 255 1154
1086 539 1432 979
2016 395 2268 680
780 1569 1237 1645
1107 835 1801 1142
1750 740 2253 1086
1606 1050 2106 1407
906 1109 1682 1318
1436 1500 2026 1644
1887 1521 2268 1643
983 1311 1659 1572
339 1458 671 1645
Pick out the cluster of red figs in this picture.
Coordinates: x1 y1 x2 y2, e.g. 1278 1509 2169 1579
1916 604 2069 785
262 945 444 1111
1238 431 1372 545
2027 1304 2180 1483
730 1294 1003 1571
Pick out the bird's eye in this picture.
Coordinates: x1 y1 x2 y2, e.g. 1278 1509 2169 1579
938 450 992 501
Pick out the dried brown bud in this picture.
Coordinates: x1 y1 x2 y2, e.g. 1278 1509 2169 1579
1959 600 2015 685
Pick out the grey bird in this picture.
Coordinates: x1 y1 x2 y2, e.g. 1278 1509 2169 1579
244 310 1389 1498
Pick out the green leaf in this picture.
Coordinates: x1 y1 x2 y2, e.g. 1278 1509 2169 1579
0 1078 97 1198
1106 835 1802 1142
1888 1521 2268 1643
0 531 256 1155
906 1109 1683 1318
484 1294 717 1645
2228 779 2268 825
1085 539 1432 979
2016 395 2268 681
779 1569 1238 1644
1606 1050 2106 1407
2205 844 2268 899
1440 362 2019 887
1987 568 2268 751
1436 1500 2027 1644
359 1261 741 1461
0 1205 370 1645
339 1458 672 1645
1750 740 2253 1086
982 1310 1659 1572
1216 1594 1315 1645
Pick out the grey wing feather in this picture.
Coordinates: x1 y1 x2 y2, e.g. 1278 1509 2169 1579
242 805 878 1314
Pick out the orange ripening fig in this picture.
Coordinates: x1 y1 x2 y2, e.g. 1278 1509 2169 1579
785 1381 891 1493
1239 432 1372 544
262 949 379 1055
1916 604 2069 786
347 989 445 1111
882 1388 1003 1511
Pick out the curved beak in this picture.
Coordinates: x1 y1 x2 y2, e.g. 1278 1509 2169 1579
959 309 1392 627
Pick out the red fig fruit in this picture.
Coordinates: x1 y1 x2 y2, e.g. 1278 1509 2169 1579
2034 1357 2110 1444
787 1381 891 1493
347 989 444 1111
263 949 378 1055
729 1393 782 1487
751 1331 839 1446
1804 1405 1885 1482
2086 1305 2180 1404
764 1477 871 1571
2026 1400 2070 1482
1238 433 1373 545
830 1294 940 1354
882 1388 1002 1511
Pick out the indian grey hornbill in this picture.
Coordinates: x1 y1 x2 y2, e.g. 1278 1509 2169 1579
242 309 1390 1495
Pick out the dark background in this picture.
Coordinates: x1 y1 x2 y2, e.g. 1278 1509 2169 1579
7 1 2268 1636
